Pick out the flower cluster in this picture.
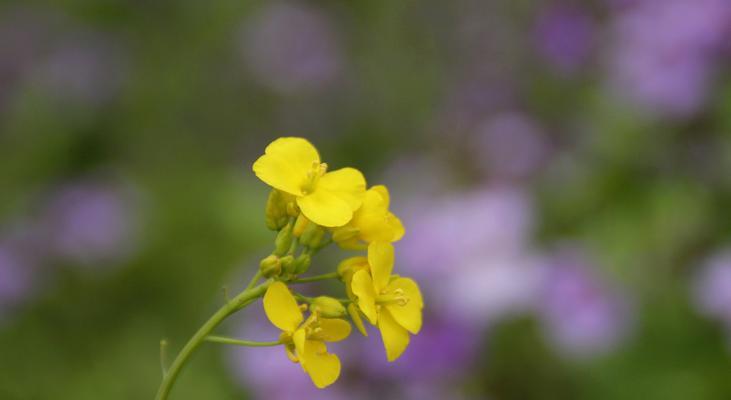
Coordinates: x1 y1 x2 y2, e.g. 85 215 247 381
253 137 422 388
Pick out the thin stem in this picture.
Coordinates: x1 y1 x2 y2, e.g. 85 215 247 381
245 270 263 291
293 293 314 303
205 335 281 347
290 272 339 284
154 279 272 400
159 339 169 376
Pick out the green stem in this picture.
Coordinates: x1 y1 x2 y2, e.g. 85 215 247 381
290 272 339 284
245 270 263 291
154 279 272 400
205 335 281 347
293 293 314 303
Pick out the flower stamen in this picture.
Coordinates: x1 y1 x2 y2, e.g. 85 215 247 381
301 162 328 194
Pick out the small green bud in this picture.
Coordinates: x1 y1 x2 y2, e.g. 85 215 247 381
274 222 293 256
259 255 281 278
293 253 311 275
265 190 289 230
331 226 359 244
310 296 346 318
280 255 296 274
337 256 368 280
299 223 325 249
292 214 309 237
286 201 299 217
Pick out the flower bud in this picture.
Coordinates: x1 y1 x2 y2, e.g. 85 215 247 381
280 255 296 274
310 296 346 318
331 226 359 244
294 253 311 275
300 223 325 249
286 201 299 217
259 255 281 278
292 214 309 237
337 256 368 280
274 222 293 256
265 190 290 230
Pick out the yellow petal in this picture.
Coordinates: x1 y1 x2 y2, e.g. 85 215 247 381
368 242 394 293
378 307 410 362
337 186 405 245
385 278 423 334
350 189 390 242
263 282 303 332
301 340 341 388
371 185 390 208
297 167 365 227
293 328 307 368
285 343 299 363
335 236 366 251
318 168 366 212
386 212 405 242
297 189 354 227
347 303 368 336
310 318 351 342
350 270 378 324
253 137 320 196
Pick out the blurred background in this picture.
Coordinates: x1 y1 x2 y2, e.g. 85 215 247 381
1 0 731 399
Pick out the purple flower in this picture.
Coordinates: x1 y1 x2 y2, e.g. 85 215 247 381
446 253 544 326
395 185 541 326
538 248 632 359
241 2 342 95
534 5 595 74
605 0 731 118
470 112 549 181
0 243 36 310
357 316 479 382
693 249 731 329
398 186 534 287
0 7 58 110
226 309 350 400
44 180 139 267
31 33 127 107
0 224 48 320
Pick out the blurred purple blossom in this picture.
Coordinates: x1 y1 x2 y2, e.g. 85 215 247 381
395 185 541 326
471 112 550 181
0 242 37 311
398 186 534 285
534 5 595 74
227 309 350 400
693 249 731 330
538 248 632 359
241 2 343 95
43 180 140 267
358 316 479 382
0 7 57 110
446 253 545 326
0 224 48 320
30 33 127 107
435 80 517 139
605 0 731 118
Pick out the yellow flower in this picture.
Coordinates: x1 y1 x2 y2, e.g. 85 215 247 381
349 242 423 361
332 185 405 249
263 282 351 388
253 137 366 227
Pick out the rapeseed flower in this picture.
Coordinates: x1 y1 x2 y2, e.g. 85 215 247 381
253 137 366 227
263 281 351 388
349 242 423 361
332 185 405 249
